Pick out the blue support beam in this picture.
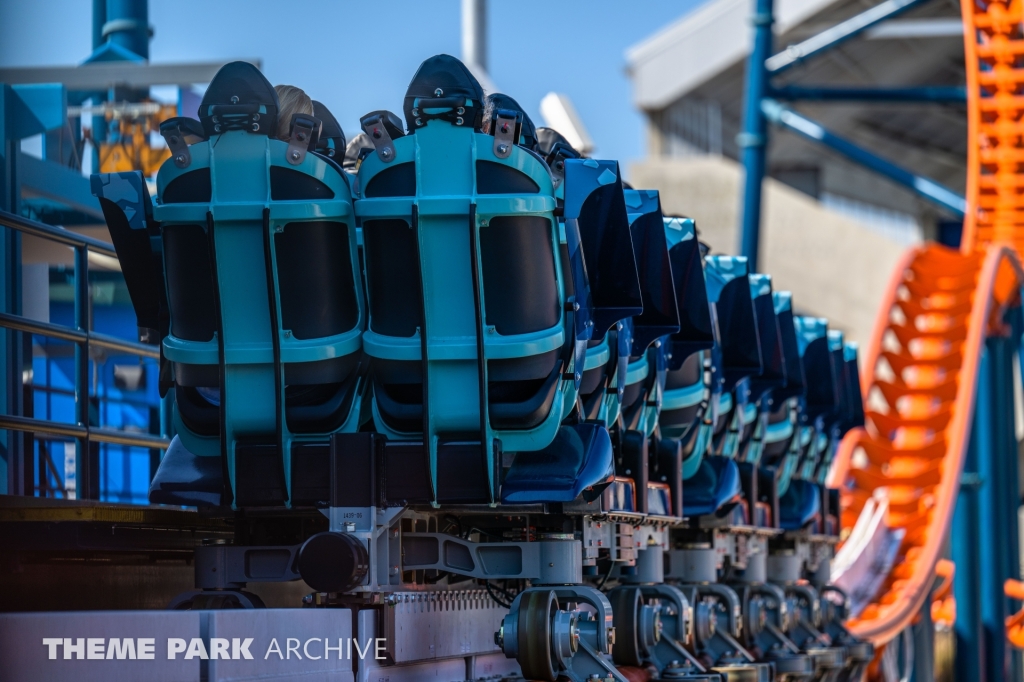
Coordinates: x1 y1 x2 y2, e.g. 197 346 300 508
737 0 775 269
761 98 967 216
765 0 934 74
770 85 967 103
954 392 988 682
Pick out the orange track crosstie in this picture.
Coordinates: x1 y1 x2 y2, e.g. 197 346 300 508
826 0 1024 656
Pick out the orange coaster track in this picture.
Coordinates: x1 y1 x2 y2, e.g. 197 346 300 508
827 0 1024 655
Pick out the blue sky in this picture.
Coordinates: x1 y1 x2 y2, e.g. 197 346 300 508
0 0 704 169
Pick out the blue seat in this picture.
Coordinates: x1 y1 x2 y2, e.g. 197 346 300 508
682 455 743 517
662 216 714 369
501 423 615 503
779 479 821 530
98 61 366 508
355 55 577 504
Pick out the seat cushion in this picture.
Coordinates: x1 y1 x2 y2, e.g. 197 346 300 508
149 436 223 507
682 455 742 517
779 479 821 530
501 423 614 503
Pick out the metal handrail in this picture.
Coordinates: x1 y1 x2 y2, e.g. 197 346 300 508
0 208 170 502
0 415 169 450
0 312 159 360
0 208 117 258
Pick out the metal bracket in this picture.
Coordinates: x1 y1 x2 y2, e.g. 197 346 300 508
285 114 317 166
401 533 582 583
194 543 301 589
361 113 397 163
161 123 192 169
492 110 518 159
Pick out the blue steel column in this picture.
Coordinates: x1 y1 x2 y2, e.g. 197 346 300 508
102 0 150 60
977 336 1010 681
737 0 773 271
953 347 988 682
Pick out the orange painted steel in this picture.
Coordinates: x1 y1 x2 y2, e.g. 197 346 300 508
961 0 1024 257
828 243 1023 647
826 0 1024 655
1005 579 1024 648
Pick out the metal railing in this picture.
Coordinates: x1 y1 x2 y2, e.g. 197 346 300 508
0 208 170 499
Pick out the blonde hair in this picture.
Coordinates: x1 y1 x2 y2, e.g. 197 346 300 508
274 84 313 141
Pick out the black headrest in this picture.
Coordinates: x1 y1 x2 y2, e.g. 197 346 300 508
403 54 484 132
486 93 537 148
198 61 279 138
312 100 346 157
535 127 575 157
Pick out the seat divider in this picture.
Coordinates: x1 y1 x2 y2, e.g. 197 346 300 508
206 210 232 507
467 202 494 502
260 207 286 503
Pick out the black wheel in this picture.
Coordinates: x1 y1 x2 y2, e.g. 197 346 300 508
517 590 558 682
169 590 266 610
610 586 643 667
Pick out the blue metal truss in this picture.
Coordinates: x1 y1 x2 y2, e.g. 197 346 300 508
737 0 966 269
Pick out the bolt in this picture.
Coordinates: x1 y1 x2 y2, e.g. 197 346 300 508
497 144 509 154
297 132 306 141
434 88 444 96
381 148 393 160
290 151 300 160
456 117 464 125
175 155 186 164
343 521 356 532
303 594 313 604
230 95 239 104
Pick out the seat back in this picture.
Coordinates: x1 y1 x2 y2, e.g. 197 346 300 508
311 100 346 162
356 55 572 504
148 62 365 508
704 256 763 390
663 217 714 369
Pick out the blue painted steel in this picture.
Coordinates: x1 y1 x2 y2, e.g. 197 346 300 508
770 85 967 103
953 359 988 682
764 0 933 74
737 0 773 270
979 325 1022 681
7 85 67 139
761 99 967 216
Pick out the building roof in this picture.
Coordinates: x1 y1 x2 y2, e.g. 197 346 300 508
625 0 967 222
626 0 841 111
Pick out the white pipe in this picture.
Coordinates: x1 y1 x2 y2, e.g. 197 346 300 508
462 0 487 74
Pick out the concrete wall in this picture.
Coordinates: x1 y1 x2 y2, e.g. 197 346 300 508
630 156 909 348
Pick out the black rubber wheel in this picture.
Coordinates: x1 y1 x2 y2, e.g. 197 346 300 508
517 590 558 682
170 590 266 610
298 532 368 593
610 586 643 667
